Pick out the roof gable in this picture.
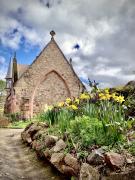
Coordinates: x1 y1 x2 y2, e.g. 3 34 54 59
15 31 85 91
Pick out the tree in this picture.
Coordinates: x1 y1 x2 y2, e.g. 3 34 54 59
0 80 6 96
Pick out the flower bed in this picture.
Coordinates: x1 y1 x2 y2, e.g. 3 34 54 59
21 86 135 179
21 122 135 179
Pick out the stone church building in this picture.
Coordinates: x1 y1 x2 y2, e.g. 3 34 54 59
4 31 85 118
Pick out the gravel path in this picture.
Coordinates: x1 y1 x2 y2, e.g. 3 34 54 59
0 128 66 180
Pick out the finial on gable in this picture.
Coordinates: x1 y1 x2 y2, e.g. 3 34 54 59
50 30 56 39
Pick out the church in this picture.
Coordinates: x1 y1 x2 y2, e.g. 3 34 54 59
4 31 85 118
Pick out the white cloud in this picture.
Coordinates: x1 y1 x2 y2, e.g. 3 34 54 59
0 56 7 80
0 56 6 64
0 0 135 87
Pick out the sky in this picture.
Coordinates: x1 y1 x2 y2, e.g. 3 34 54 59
0 0 135 88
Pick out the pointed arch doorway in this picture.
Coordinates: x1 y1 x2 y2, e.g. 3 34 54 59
30 70 70 117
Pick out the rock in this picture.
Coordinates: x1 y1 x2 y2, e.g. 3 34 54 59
79 163 100 180
32 140 37 149
26 136 32 144
53 139 67 152
27 123 41 137
24 122 34 131
87 149 104 165
61 165 76 176
50 152 65 172
32 130 44 140
50 152 65 165
125 81 135 88
35 141 44 151
44 148 53 159
104 152 125 169
38 122 49 128
125 153 135 164
21 132 32 144
44 135 58 148
21 123 42 142
102 168 135 180
126 158 133 164
64 153 80 173
0 118 10 127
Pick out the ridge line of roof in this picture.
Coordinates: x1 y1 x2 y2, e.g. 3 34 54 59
14 37 85 90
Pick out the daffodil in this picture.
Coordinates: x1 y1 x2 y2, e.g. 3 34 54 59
44 104 53 112
66 98 72 104
116 95 125 103
80 93 90 100
69 104 78 110
111 93 117 99
99 95 107 100
104 88 109 94
105 93 111 100
74 98 80 104
58 102 64 107
99 93 104 97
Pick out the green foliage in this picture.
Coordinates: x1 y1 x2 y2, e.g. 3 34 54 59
37 83 135 155
77 150 89 160
0 80 6 114
9 120 32 129
39 108 60 125
0 80 6 96
113 81 135 118
124 93 135 117
129 142 135 155
68 115 125 148
39 108 75 131
8 113 21 122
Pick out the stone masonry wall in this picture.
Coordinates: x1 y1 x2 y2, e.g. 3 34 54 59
13 38 84 118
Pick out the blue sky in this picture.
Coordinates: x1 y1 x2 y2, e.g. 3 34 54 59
0 0 135 88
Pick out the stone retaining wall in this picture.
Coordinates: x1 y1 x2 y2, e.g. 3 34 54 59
21 123 135 180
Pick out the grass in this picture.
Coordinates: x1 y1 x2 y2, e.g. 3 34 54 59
8 120 33 129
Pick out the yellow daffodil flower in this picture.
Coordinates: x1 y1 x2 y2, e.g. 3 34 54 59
58 102 64 107
80 93 90 100
66 98 72 104
105 93 111 100
99 95 107 100
99 93 104 97
44 104 53 112
104 88 109 94
111 93 116 99
116 96 125 103
74 98 80 104
69 104 78 110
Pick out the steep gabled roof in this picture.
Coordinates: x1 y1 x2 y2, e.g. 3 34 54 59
17 64 29 79
12 31 85 91
22 31 85 90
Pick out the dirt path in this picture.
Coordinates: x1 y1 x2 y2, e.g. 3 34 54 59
0 128 66 180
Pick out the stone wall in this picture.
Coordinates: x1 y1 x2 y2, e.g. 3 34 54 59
12 38 84 118
21 122 135 180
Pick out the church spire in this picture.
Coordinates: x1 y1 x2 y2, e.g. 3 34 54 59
5 57 13 80
5 57 13 90
13 52 18 83
14 52 16 58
